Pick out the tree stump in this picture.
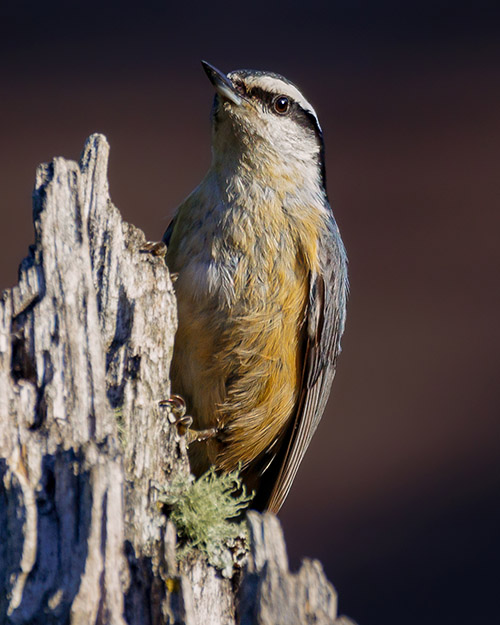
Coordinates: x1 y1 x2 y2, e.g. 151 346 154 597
0 134 354 624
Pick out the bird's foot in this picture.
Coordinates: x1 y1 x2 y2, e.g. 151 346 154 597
159 395 192 435
140 240 167 257
160 394 186 418
186 426 220 445
159 395 223 443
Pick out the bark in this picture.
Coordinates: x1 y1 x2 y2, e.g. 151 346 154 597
0 134 355 624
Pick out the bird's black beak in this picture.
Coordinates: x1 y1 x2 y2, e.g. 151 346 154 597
201 60 243 106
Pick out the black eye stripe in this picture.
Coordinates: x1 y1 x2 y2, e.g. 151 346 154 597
246 86 276 108
232 79 247 96
244 87 319 130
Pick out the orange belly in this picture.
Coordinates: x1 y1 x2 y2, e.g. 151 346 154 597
166 174 326 481
170 249 309 477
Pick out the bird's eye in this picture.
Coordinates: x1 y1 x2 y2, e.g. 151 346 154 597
273 96 290 115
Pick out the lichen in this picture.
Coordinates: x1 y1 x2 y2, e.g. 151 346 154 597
160 466 252 576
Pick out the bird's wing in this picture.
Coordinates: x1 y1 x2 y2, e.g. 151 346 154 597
263 217 348 514
162 218 176 246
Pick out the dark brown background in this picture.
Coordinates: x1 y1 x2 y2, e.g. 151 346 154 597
1 3 499 624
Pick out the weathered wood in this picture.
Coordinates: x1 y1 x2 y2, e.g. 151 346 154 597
0 135 355 624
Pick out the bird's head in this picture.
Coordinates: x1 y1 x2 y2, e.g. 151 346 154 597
201 61 327 193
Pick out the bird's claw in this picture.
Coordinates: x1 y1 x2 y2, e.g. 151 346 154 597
175 415 193 436
160 394 186 418
159 395 192 435
140 240 167 257
158 396 224 442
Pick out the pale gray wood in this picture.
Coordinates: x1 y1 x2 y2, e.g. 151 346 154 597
0 134 355 625
239 512 356 625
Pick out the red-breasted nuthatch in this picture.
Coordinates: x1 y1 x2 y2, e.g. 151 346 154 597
164 61 348 513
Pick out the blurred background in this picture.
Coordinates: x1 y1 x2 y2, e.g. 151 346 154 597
1 2 499 623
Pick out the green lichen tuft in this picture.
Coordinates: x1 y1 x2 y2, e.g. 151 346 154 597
160 466 252 576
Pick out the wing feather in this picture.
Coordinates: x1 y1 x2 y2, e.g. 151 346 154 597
264 216 348 513
162 218 176 246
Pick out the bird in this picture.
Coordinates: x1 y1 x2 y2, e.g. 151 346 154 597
163 61 348 514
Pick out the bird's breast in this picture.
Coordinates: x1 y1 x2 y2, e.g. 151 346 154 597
171 187 325 309
166 183 329 472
